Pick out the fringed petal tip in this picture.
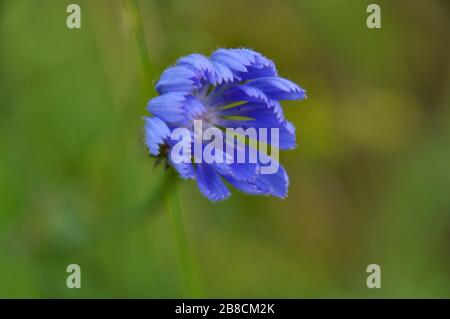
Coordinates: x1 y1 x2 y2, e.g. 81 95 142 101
195 164 231 202
144 117 170 156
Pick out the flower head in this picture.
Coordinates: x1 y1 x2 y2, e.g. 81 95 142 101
145 48 306 201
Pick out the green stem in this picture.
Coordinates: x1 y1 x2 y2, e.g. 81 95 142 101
122 0 154 86
166 171 198 297
100 173 172 236
123 0 198 297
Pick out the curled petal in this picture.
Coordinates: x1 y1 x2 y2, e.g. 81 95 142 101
196 142 258 181
212 161 259 182
177 53 216 83
247 77 306 100
169 158 195 180
195 163 231 202
148 93 206 125
226 48 278 80
144 117 171 156
255 161 289 198
212 61 238 85
184 96 207 122
211 49 250 73
147 92 186 124
219 121 295 150
218 102 296 149
210 85 269 107
224 153 289 198
156 66 200 94
224 175 269 195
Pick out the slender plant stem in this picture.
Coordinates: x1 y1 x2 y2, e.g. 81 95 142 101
166 171 198 297
122 0 154 87
95 172 172 241
123 0 198 297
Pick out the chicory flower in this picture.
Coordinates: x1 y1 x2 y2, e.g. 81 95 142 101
145 48 306 201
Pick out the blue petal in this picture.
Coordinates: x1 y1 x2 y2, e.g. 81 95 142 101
269 100 285 121
222 121 297 150
195 163 231 201
225 136 289 197
155 66 199 94
219 102 284 125
210 84 269 107
247 77 306 100
227 48 278 80
255 162 289 198
168 156 195 180
224 158 289 198
224 175 269 195
184 96 207 121
223 137 259 166
218 102 296 149
148 93 206 125
144 117 171 156
211 49 250 73
228 49 257 64
212 161 259 182
220 120 295 150
167 132 194 180
199 142 258 181
176 53 216 83
147 92 186 124
228 162 258 180
211 61 237 84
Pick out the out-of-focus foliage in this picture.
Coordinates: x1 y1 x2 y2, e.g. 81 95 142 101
0 0 449 297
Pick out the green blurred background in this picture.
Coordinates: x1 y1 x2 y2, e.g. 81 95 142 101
0 0 449 298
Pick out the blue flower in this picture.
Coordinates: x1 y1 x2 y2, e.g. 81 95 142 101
145 48 306 201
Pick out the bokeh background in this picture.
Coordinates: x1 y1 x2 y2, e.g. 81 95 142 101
1 0 449 298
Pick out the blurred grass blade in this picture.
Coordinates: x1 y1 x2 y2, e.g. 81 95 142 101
166 170 200 297
122 0 154 86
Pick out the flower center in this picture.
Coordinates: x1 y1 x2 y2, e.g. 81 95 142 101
192 85 222 130
198 107 218 129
